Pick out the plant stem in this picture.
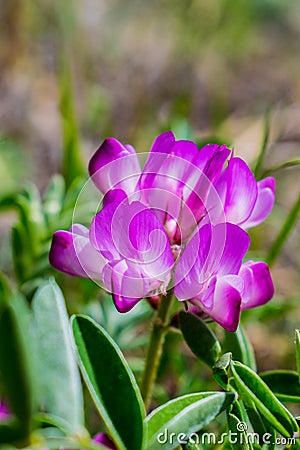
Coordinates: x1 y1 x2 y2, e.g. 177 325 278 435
140 289 174 410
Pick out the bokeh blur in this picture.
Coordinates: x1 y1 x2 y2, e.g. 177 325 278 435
0 0 299 375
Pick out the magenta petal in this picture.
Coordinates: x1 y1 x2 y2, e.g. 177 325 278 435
239 261 274 310
242 177 275 229
93 433 117 449
174 227 205 301
92 199 173 275
49 225 105 279
102 261 144 312
191 275 218 311
139 132 175 191
90 202 122 260
199 145 231 182
102 189 127 207
209 275 242 332
92 199 173 304
216 223 250 276
150 131 175 154
89 138 141 194
174 223 230 300
112 293 143 313
128 203 174 279
0 401 11 421
218 158 258 225
140 133 199 201
175 222 248 317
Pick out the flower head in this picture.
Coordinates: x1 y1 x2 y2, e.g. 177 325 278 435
89 194 173 312
50 131 275 331
175 223 274 331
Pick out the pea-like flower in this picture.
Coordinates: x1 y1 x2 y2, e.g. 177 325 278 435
88 131 275 241
174 222 274 331
50 131 275 331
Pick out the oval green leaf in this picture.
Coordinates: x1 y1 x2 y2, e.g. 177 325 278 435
227 413 253 450
213 352 232 389
223 326 256 371
260 370 300 403
0 306 32 432
31 279 84 434
146 391 236 450
238 395 276 450
231 361 298 438
71 314 145 450
179 311 221 367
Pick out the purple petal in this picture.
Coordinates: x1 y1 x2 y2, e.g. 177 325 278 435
149 131 176 154
190 275 218 311
216 223 250 276
175 223 249 302
198 145 231 182
242 177 275 229
102 260 145 312
91 199 173 303
140 134 200 217
0 401 11 421
239 261 274 310
49 225 105 279
216 158 258 225
209 276 242 331
138 132 175 191
128 204 174 280
89 138 141 194
102 189 127 207
93 433 117 449
174 226 207 301
208 275 242 332
189 274 243 331
90 201 123 260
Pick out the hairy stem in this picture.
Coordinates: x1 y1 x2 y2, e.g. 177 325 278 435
140 289 174 410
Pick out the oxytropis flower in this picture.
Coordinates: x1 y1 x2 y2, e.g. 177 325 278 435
50 131 275 331
175 223 273 331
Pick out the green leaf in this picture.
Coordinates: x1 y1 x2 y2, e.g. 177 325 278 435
31 279 84 434
230 361 298 438
179 311 221 367
0 193 18 212
266 195 300 267
227 412 253 450
146 391 237 450
261 159 300 178
43 175 66 228
254 108 271 179
16 186 46 255
71 314 145 450
260 370 300 403
184 442 201 450
213 352 232 390
0 306 32 432
11 223 31 282
0 421 27 445
229 380 276 449
0 271 10 311
59 62 84 187
223 325 256 371
240 397 275 450
295 330 300 384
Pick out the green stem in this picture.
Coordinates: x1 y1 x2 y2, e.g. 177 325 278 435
140 289 174 410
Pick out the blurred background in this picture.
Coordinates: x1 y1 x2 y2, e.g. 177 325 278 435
0 0 299 378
